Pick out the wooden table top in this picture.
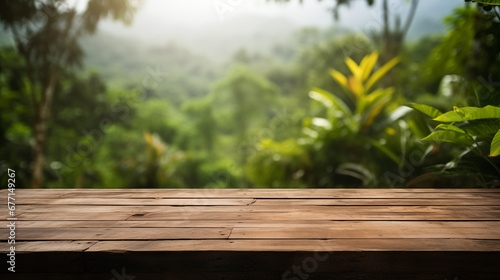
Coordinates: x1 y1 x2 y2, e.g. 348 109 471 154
2 188 500 254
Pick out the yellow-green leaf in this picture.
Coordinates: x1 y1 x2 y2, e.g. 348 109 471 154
405 103 443 119
308 88 352 116
422 130 474 147
365 56 401 92
358 88 393 115
434 106 500 122
490 129 500 157
360 52 378 81
345 57 362 79
435 124 466 134
348 76 364 98
329 69 348 91
360 93 392 132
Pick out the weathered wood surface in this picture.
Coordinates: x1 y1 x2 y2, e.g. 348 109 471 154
1 188 500 279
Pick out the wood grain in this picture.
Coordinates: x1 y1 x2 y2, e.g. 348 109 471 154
1 188 500 279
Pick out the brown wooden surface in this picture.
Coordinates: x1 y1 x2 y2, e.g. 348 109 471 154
1 188 500 279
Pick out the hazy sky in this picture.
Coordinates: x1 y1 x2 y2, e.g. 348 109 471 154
97 0 460 42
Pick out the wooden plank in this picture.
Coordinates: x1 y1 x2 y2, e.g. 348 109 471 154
84 239 500 252
15 220 500 229
10 212 133 221
0 241 95 253
2 188 500 280
11 220 332 228
6 222 497 240
254 198 500 206
124 205 500 221
10 204 500 213
7 188 500 199
6 197 500 206
8 198 254 206
8 188 500 193
0 227 231 241
127 212 500 221
229 222 500 239
7 222 496 241
11 209 499 221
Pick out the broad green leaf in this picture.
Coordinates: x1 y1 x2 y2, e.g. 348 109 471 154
329 69 348 91
345 57 362 79
435 124 466 134
462 120 500 136
365 56 401 92
490 129 500 157
434 105 500 122
422 130 474 147
309 88 352 116
434 110 467 122
405 103 443 119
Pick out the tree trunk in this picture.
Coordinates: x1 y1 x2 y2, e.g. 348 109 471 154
31 71 58 188
380 0 419 87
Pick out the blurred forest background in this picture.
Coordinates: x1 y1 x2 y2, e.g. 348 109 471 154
1 0 500 189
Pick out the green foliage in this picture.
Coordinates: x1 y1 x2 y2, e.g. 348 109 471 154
474 0 500 5
245 139 310 188
406 103 443 118
415 105 500 156
245 51 428 187
409 103 500 186
210 66 279 143
296 34 374 100
3 1 500 189
422 7 476 84
117 131 185 188
307 51 400 136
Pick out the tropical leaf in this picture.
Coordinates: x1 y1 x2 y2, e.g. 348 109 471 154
360 51 378 81
345 57 362 79
435 124 466 134
347 76 364 97
422 130 474 147
357 87 393 115
490 129 500 157
461 120 500 136
329 69 348 91
365 56 401 92
405 103 443 119
434 105 500 122
309 88 352 116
